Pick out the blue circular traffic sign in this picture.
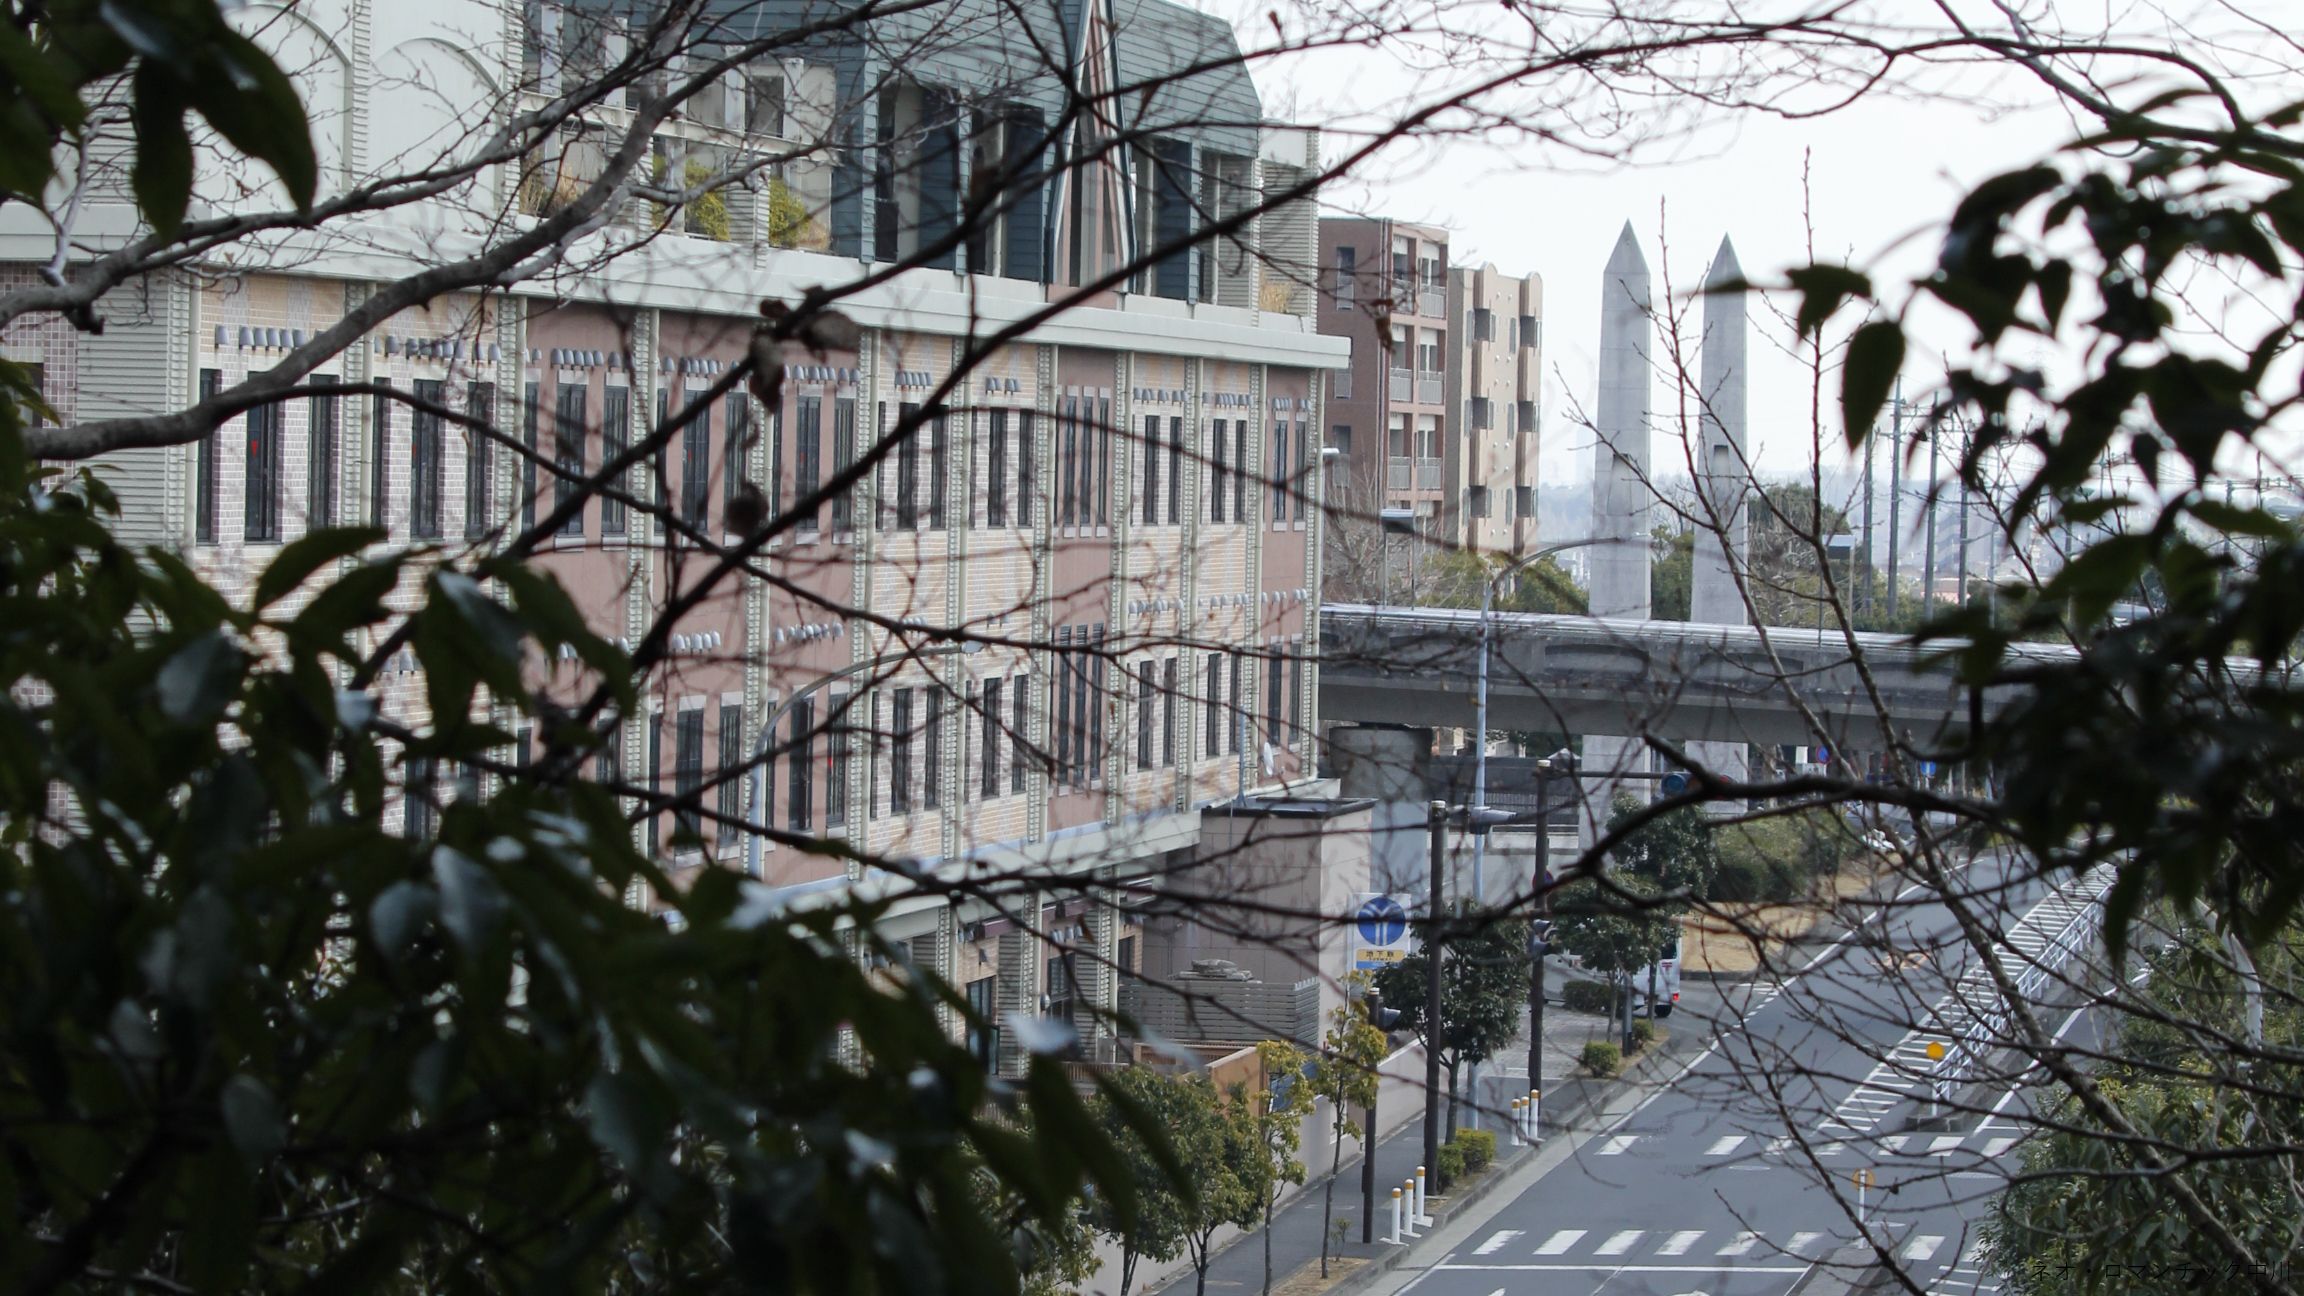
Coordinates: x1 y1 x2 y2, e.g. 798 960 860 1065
1356 896 1408 945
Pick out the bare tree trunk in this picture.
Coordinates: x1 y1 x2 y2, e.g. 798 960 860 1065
1444 1059 1460 1139
1262 1183 1276 1295
1321 1115 1345 1277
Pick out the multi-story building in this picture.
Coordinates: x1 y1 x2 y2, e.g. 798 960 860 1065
1317 219 1543 558
1318 218 1450 537
0 0 1343 1072
1447 262 1544 553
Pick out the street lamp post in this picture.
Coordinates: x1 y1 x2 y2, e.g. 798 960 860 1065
743 638 982 878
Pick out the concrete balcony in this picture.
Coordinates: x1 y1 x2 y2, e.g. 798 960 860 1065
1416 374 1443 404
1389 367 1412 402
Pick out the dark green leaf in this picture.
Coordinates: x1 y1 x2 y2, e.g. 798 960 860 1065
219 1074 286 1167
189 31 317 210
253 526 385 610
1785 264 1872 340
431 847 506 956
155 630 243 725
129 68 191 238
1840 320 1904 449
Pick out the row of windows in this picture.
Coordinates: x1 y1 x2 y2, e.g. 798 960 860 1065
196 371 1317 548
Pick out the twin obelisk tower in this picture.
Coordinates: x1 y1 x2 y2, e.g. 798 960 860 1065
1584 224 1750 823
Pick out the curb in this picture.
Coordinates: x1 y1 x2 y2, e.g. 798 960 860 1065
1314 1029 1709 1296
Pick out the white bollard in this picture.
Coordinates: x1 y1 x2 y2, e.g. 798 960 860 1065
1415 1166 1432 1224
1400 1181 1420 1237
1509 1099 1525 1146
1528 1088 1541 1142
1389 1187 1404 1243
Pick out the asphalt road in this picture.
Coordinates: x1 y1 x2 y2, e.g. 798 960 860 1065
1379 848 2096 1296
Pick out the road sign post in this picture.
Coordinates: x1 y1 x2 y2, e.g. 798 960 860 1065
1925 1040 1947 1116
1853 1166 1875 1220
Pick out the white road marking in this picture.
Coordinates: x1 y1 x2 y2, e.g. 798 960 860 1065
1471 1230 1521 1256
1982 1136 2018 1158
1594 1230 1644 1256
1657 1230 1705 1256
1818 1142 1846 1157
1533 1229 1587 1256
1929 1135 1966 1155
1903 1234 1946 1262
1717 1231 1760 1257
1597 1134 1638 1156
1787 1232 1825 1257
1436 1264 1807 1275
1706 1135 1747 1156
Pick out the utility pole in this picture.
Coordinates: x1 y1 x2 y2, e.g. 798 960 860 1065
1955 415 1971 609
1886 378 1903 622
1526 774 1552 1091
1860 417 1876 618
1923 404 1941 612
1423 800 1447 1183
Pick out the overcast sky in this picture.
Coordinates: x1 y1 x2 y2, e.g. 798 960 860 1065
1214 0 2283 495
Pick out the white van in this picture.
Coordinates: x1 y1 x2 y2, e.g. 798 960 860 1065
1636 935 1682 1018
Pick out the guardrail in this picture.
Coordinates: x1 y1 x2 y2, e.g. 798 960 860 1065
1925 863 2116 1104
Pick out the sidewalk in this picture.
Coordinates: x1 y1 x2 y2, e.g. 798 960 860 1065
1130 987 1703 1296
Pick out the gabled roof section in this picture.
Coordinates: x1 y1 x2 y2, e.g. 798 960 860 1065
1109 0 1260 157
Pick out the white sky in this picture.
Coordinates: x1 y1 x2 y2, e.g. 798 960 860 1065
1215 0 2291 491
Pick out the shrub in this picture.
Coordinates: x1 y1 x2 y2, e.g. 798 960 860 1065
1453 1128 1497 1172
1631 1018 1659 1050
1561 979 1615 1016
1435 1140 1467 1189
1581 1040 1623 1077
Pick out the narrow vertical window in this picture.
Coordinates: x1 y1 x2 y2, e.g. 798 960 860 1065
928 409 948 530
831 395 855 533
645 715 662 856
795 395 822 532
718 701 744 835
196 368 221 544
1052 626 1074 783
1011 672 1030 790
674 709 704 847
1088 625 1106 783
464 381 494 539
1287 639 1304 743
551 380 587 537
890 689 915 814
1228 653 1244 755
653 388 669 537
1271 422 1288 523
601 385 630 536
895 400 920 530
412 378 445 540
1168 417 1183 525
788 697 814 831
1015 411 1035 526
1209 418 1227 523
680 394 711 527
307 377 338 530
1162 656 1179 767
520 381 539 534
371 380 393 535
981 678 1003 798
724 393 751 521
1141 414 1160 525
1057 395 1078 525
1094 396 1112 526
826 691 850 828
1136 662 1154 770
1267 646 1284 747
1204 654 1221 758
923 688 943 808
986 410 1008 527
244 400 281 542
1234 423 1248 523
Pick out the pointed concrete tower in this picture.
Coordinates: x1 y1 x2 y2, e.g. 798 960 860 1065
1689 236 1752 788
1691 235 1749 627
1584 225 1655 844
1590 223 1653 620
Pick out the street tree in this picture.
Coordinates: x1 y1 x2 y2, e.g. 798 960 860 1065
1246 1040 1315 1296
1374 904 1532 1132
1312 989 1388 1279
1550 876 1676 1042
1087 1066 1212 1296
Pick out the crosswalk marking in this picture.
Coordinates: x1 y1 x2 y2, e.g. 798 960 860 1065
1596 1134 1638 1156
1787 1232 1824 1257
1718 1231 1760 1257
1533 1229 1587 1256
1819 1142 1846 1157
1471 1230 1521 1256
1594 1230 1643 1256
1903 1234 1946 1262
1657 1231 1705 1256
1706 1135 1746 1156
1981 1136 2018 1158
1879 1135 1911 1152
1929 1135 1967 1155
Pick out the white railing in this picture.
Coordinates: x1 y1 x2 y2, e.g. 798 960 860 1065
1925 863 2116 1104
